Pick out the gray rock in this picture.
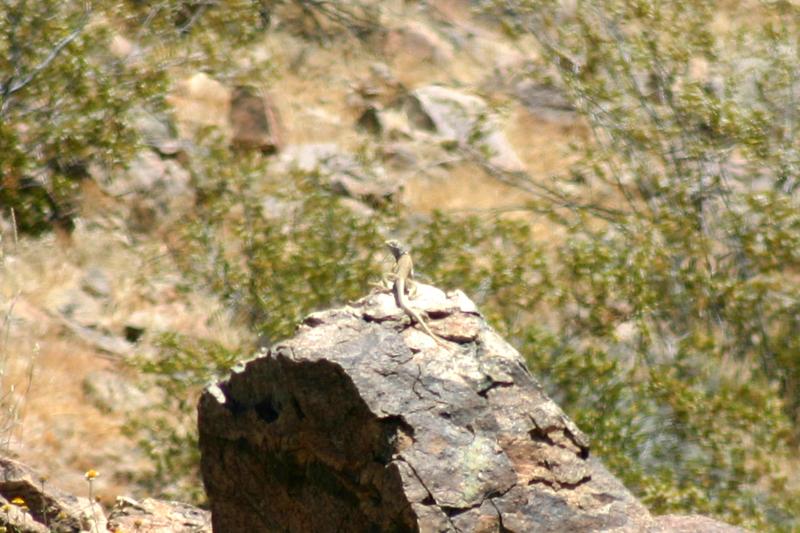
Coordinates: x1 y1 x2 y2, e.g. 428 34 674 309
101 149 192 232
48 288 103 327
56 313 134 357
0 456 106 533
405 85 525 173
108 150 191 198
80 267 112 299
514 78 577 122
130 108 184 156
198 285 744 532
276 143 400 206
107 496 211 533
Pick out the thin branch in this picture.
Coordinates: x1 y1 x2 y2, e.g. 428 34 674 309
3 10 90 102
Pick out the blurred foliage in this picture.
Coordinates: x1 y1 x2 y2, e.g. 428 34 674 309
0 0 270 234
134 1 800 529
4 0 799 529
0 0 380 234
485 0 800 529
268 0 381 41
126 332 238 503
179 139 391 343
0 1 152 233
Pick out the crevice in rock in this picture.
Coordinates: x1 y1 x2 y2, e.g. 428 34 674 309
302 315 327 327
478 379 513 398
396 457 437 507
529 420 589 459
0 481 52 526
527 474 591 491
529 426 555 446
487 488 518 533
441 504 470 517
290 396 305 420
565 427 590 459
380 415 416 456
362 313 395 325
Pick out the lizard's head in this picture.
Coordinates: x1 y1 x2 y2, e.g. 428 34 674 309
385 239 408 259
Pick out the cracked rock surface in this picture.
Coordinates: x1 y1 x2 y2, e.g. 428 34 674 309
198 285 745 532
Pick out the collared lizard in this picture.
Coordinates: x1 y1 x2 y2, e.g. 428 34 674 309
383 239 444 344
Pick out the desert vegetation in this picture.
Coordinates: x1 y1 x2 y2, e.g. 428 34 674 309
1 0 800 530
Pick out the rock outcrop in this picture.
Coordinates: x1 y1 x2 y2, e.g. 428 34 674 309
0 457 106 533
198 286 745 532
230 86 283 154
0 457 211 533
404 85 525 173
274 143 401 207
107 496 211 532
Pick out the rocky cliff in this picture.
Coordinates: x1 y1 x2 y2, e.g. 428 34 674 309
198 285 745 532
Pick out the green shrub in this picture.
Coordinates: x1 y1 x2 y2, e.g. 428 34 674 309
0 0 272 235
485 0 800 528
123 1 800 529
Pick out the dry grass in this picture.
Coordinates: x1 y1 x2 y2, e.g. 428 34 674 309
505 104 586 177
0 221 249 502
6 333 128 502
403 159 528 212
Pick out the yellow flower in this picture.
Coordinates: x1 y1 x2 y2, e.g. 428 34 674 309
10 497 24 506
1 504 9 512
84 469 99 480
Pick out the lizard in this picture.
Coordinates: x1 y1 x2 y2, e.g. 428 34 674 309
383 239 444 344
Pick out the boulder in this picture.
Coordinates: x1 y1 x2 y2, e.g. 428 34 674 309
405 85 526 173
80 267 112 299
230 86 283 154
168 73 230 139
0 457 106 533
168 74 283 154
198 285 745 532
275 143 401 206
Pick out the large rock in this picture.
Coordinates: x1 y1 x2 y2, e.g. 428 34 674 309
168 74 283 154
405 85 525 173
275 143 400 206
230 85 283 154
198 285 745 532
0 456 106 533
